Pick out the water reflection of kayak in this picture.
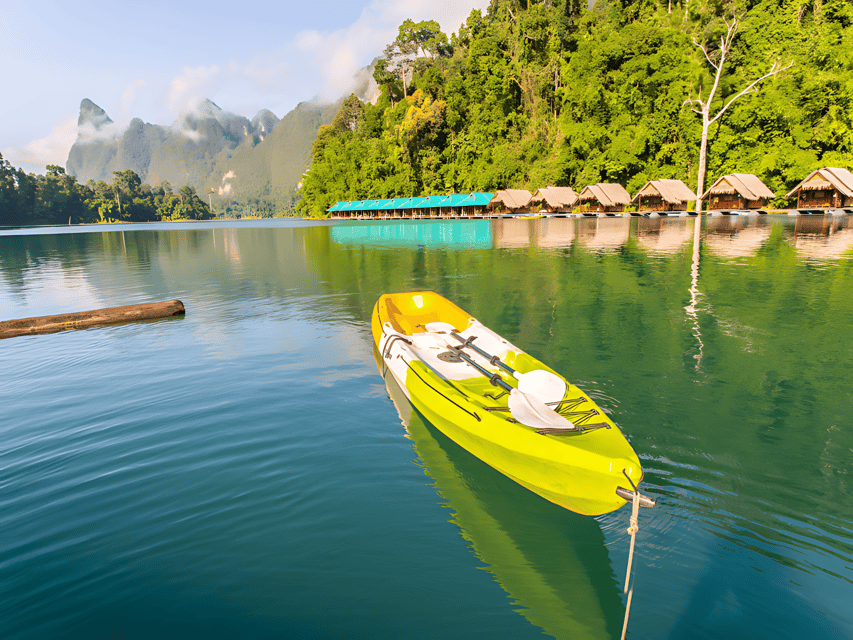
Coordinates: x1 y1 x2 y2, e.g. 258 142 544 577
380 369 625 640
372 291 652 516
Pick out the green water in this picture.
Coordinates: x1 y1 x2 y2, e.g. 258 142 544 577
0 216 851 639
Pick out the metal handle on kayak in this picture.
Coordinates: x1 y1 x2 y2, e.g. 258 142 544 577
615 487 656 508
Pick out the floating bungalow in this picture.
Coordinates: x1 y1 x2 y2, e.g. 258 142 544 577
784 167 853 211
632 179 696 213
488 189 533 214
578 183 631 214
701 174 775 211
529 187 579 214
327 193 494 218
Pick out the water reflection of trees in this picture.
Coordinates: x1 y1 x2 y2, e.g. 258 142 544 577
0 225 326 316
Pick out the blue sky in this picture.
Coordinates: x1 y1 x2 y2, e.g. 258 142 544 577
1 0 489 175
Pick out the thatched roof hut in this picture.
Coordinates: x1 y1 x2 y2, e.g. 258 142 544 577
784 167 853 210
488 189 533 213
701 174 775 210
529 187 578 213
578 183 631 213
632 179 696 212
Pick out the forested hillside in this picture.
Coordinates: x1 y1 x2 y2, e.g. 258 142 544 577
298 0 853 217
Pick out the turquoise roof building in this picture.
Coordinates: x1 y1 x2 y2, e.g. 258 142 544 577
327 193 495 217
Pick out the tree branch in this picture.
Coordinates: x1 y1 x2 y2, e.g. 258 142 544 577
709 59 794 125
693 36 718 71
683 92 705 116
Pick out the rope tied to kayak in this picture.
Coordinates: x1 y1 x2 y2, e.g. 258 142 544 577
621 473 641 640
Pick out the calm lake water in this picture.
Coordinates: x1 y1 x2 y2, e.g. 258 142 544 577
1 216 851 639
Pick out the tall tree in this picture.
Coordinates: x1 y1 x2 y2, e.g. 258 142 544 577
684 18 792 213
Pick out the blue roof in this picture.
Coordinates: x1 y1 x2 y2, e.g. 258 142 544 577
327 193 495 213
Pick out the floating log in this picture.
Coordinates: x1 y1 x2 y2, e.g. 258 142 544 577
0 300 185 339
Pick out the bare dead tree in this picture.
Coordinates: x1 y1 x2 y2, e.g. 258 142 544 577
684 18 793 213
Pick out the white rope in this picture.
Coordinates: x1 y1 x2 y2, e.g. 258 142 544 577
620 489 641 640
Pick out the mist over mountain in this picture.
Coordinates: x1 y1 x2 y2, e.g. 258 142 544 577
66 68 378 213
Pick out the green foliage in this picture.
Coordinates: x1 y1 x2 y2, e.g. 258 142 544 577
299 0 853 216
0 161 212 226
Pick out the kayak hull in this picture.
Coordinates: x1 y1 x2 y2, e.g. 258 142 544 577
373 291 644 516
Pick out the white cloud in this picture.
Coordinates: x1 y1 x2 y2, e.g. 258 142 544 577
2 115 79 174
159 0 490 114
119 79 147 122
168 65 225 117
219 170 235 196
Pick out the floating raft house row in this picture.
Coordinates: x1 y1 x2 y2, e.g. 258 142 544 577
327 193 494 218
327 169 853 218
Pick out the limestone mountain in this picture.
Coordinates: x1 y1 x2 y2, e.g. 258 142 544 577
65 65 378 213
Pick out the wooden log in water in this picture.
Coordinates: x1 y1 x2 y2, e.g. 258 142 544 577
0 300 186 339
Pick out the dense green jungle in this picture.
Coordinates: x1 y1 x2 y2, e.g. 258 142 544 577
299 0 853 217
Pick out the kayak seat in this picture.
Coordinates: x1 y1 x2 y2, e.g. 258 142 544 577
382 295 470 336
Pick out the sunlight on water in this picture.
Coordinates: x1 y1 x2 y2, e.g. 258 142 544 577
1 216 851 639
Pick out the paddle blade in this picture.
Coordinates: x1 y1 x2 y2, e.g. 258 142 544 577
515 369 567 405
508 389 576 431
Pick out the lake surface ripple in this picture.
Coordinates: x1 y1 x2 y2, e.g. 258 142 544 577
1 216 851 639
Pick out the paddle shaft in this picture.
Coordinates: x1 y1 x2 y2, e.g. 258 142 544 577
450 346 515 393
450 332 517 376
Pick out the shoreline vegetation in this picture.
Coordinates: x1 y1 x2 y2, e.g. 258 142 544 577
298 0 853 218
0 159 303 226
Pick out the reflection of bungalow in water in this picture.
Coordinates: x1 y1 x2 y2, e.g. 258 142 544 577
529 187 578 214
488 189 533 214
577 216 630 251
632 179 696 213
636 217 695 254
794 212 842 235
578 183 631 214
535 217 576 248
794 227 853 261
701 173 774 211
492 218 531 248
705 217 772 258
331 220 493 250
784 167 853 211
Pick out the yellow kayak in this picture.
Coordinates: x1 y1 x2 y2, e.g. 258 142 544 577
372 291 653 516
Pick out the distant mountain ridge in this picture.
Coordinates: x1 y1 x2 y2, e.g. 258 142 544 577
66 68 378 213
